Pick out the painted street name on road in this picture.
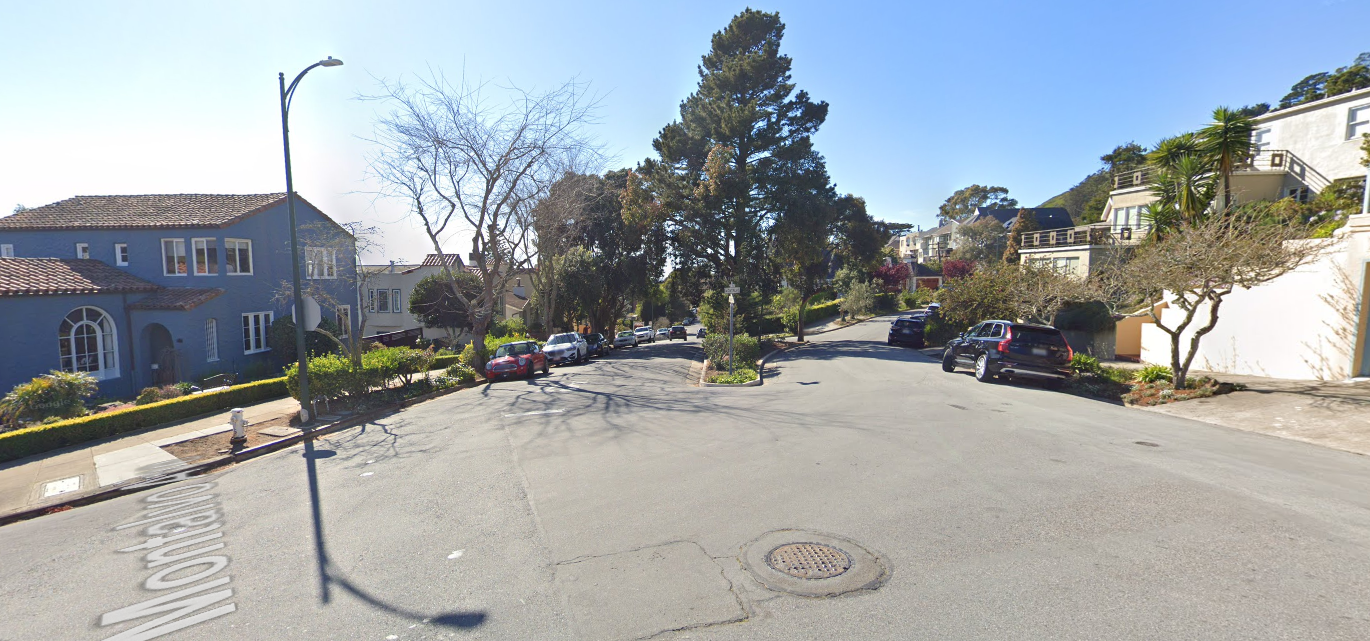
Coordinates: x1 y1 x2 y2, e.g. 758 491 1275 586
99 473 237 640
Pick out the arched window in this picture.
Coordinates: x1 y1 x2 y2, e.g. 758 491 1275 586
58 306 119 380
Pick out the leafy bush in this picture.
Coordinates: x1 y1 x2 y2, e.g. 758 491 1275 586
702 333 759 369
923 316 960 346
0 377 288 463
840 281 878 318
285 353 360 401
459 342 479 370
430 354 460 370
707 368 758 384
489 317 527 339
135 387 161 406
0 371 99 426
803 299 841 324
135 385 186 406
174 381 195 396
1070 353 1102 375
1136 364 1174 384
445 362 476 383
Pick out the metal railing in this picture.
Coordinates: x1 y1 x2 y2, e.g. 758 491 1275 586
1111 149 1330 192
1020 223 1148 248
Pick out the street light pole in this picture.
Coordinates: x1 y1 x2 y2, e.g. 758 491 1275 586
279 56 343 425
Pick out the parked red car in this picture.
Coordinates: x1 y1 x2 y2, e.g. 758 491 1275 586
484 340 548 381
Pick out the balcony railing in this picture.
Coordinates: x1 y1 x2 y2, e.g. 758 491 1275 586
1020 224 1147 249
1111 149 1329 191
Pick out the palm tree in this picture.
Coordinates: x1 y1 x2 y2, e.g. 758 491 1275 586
1198 106 1256 211
1147 133 1202 170
1145 140 1215 239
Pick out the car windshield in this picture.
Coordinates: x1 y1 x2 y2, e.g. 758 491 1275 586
547 334 574 345
1011 326 1067 346
587 333 603 341
617 331 634 338
893 319 922 329
494 342 534 358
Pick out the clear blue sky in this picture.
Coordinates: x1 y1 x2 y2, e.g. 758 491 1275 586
4 0 1368 262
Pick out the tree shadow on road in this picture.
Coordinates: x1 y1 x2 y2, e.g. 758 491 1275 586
302 436 488 629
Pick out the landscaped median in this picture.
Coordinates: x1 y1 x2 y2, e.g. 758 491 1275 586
698 332 795 387
0 377 288 464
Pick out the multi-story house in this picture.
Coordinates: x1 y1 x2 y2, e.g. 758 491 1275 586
0 194 357 397
1020 86 1370 277
361 252 534 343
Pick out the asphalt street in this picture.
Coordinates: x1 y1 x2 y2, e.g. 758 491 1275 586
3 317 1370 640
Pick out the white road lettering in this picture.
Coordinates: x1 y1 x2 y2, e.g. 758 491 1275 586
100 577 236 641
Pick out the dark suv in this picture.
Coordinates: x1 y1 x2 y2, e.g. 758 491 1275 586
669 325 687 340
585 333 611 357
887 317 925 347
941 320 1073 387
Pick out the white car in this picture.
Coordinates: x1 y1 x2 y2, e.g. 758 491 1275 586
543 332 588 366
634 327 656 343
614 330 638 348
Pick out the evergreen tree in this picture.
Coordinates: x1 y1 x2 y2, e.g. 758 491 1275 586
1002 209 1040 264
640 9 830 294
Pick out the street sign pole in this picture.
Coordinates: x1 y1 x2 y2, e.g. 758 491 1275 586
724 283 740 376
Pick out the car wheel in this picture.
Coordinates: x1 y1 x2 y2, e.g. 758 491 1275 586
941 350 956 372
542 361 549 375
887 339 893 345
974 354 994 382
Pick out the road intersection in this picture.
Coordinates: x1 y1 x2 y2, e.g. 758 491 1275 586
3 317 1369 640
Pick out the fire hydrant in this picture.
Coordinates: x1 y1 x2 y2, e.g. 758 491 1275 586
229 408 248 450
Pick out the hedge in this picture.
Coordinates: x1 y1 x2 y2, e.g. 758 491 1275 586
803 299 842 324
0 377 288 464
702 333 759 370
430 354 460 370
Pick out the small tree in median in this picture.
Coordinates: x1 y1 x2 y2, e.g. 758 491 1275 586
839 280 878 319
1100 211 1324 389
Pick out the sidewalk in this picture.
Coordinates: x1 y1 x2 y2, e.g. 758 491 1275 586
0 396 300 515
1141 371 1370 457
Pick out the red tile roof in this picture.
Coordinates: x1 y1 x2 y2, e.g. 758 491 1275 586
127 287 225 311
0 194 289 230
0 258 161 296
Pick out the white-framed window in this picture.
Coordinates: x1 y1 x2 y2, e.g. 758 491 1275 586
192 238 219 275
305 247 337 279
0 244 12 258
336 306 351 339
58 306 119 380
161 239 187 276
242 312 272 354
114 243 129 266
376 288 391 313
225 238 253 275
367 289 376 313
75 243 89 259
205 318 219 362
391 289 402 314
1347 104 1370 140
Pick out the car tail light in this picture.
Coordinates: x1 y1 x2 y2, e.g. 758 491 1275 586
996 326 1013 353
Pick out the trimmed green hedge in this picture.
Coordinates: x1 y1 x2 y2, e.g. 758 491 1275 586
430 354 460 370
0 377 288 464
803 299 841 324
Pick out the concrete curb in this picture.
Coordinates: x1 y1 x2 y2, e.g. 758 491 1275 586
698 342 801 387
0 377 483 528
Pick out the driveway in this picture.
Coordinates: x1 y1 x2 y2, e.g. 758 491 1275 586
2 325 1369 640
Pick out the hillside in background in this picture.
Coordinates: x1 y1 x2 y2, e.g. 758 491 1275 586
1039 170 1112 224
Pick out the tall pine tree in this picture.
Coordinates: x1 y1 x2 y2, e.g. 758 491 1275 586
637 9 830 293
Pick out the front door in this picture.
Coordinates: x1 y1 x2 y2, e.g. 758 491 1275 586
146 323 177 386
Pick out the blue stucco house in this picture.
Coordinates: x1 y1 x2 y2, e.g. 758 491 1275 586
0 194 357 398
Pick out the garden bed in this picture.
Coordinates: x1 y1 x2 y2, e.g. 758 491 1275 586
160 413 299 462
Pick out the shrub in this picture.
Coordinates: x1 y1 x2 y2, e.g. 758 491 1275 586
285 353 360 401
702 333 759 370
707 368 758 385
135 387 162 406
445 362 476 383
459 342 479 370
0 371 99 426
489 317 527 339
1136 364 1174 384
0 377 288 463
803 299 842 324
1070 353 1102 375
173 381 195 396
840 281 878 318
135 385 186 406
430 354 460 370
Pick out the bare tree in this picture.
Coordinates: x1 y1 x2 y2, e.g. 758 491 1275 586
522 172 600 335
1012 262 1095 325
1098 212 1325 388
366 72 602 362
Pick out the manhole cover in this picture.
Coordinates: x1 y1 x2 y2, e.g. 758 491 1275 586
766 543 852 579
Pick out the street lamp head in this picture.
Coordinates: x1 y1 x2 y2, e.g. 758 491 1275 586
319 56 344 67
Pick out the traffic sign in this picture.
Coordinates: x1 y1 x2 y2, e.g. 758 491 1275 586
723 284 740 294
